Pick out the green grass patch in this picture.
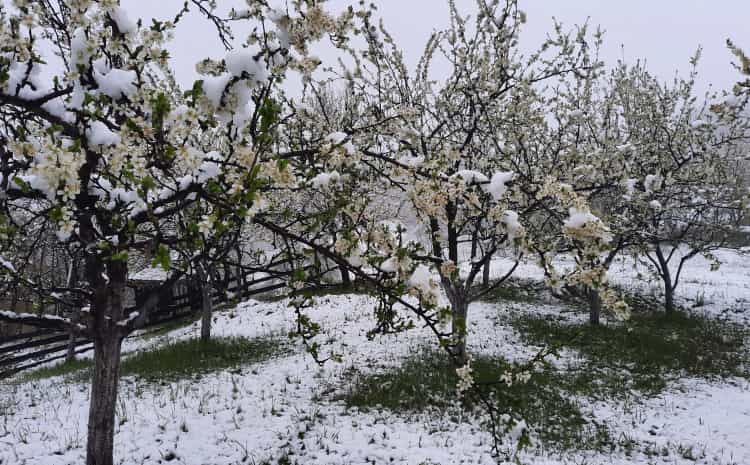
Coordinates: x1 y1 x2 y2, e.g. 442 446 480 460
22 336 288 383
120 336 287 380
477 279 544 304
617 288 667 315
136 314 201 341
512 311 749 396
338 349 612 452
20 357 93 382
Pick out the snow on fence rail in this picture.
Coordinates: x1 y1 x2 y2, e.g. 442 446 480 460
0 259 295 379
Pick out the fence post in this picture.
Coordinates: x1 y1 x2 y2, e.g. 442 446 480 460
65 312 79 363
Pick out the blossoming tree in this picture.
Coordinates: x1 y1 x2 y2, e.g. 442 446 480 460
609 61 749 314
333 0 612 366
556 58 749 316
0 1 356 464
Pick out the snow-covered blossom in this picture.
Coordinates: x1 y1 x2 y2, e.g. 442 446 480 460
484 171 514 201
501 210 525 243
311 171 341 188
197 216 214 236
225 47 269 83
86 121 121 146
398 155 424 167
56 207 76 241
644 174 661 193
70 28 93 69
408 265 439 306
93 67 137 99
500 369 532 387
109 6 137 35
452 170 488 185
563 208 612 243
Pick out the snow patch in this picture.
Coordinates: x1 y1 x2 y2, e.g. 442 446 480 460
225 48 269 83
485 171 514 201
94 68 137 99
86 121 121 146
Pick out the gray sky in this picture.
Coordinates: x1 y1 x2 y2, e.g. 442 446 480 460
124 0 750 96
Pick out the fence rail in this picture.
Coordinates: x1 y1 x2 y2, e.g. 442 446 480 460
0 260 296 379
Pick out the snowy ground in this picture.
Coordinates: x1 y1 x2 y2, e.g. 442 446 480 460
0 250 748 465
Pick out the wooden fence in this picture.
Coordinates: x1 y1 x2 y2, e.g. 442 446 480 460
0 260 293 379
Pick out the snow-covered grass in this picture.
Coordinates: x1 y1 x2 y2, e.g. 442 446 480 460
339 348 613 453
511 310 748 395
1 249 748 464
22 336 288 384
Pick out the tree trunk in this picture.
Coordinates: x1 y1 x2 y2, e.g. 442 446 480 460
11 287 18 312
234 246 244 295
587 287 602 325
482 260 491 287
87 334 123 465
654 245 675 315
339 264 351 286
664 281 675 316
65 333 77 362
451 297 470 367
86 262 127 465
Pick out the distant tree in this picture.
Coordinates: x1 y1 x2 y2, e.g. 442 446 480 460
476 69 631 326
340 0 611 366
555 57 750 316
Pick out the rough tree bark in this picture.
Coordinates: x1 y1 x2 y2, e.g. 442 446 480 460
86 260 127 465
234 245 244 293
654 245 675 315
587 286 602 325
87 334 123 465
339 264 351 286
451 297 470 367
445 202 471 367
663 276 675 315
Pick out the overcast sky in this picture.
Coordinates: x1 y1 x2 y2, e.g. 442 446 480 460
123 0 750 96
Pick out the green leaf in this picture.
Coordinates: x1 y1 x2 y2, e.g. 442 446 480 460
185 80 204 105
13 176 30 193
258 97 281 144
151 92 171 132
141 176 156 193
153 244 171 272
48 206 64 222
111 251 129 262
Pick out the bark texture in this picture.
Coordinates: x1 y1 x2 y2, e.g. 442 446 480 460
587 287 602 325
85 260 127 465
451 297 470 367
655 245 676 315
87 335 123 465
